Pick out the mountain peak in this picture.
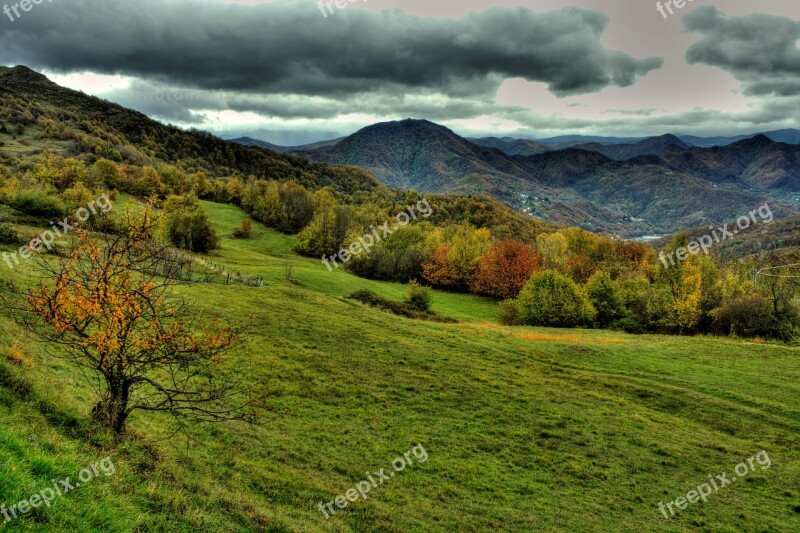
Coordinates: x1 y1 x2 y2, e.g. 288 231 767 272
732 133 774 149
659 133 684 143
0 65 55 86
751 133 773 143
365 118 451 133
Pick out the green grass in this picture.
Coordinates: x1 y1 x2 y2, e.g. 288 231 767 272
0 201 798 531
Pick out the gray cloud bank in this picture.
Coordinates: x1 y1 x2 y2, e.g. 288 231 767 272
1 1 798 140
0 1 661 97
685 6 800 96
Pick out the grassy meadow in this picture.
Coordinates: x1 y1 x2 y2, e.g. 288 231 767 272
0 201 798 531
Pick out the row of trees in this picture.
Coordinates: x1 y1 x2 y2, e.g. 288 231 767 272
498 243 799 340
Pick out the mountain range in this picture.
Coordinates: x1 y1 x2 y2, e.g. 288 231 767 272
237 128 800 155
234 119 800 237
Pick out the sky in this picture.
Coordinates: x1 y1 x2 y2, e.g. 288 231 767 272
1 0 799 144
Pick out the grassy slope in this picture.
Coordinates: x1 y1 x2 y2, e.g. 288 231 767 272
0 202 798 532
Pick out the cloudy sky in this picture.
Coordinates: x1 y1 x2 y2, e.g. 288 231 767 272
1 0 799 144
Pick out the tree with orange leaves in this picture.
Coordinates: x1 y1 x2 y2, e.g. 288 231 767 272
470 240 541 299
3 206 258 437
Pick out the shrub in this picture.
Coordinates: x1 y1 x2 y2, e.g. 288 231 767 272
164 196 219 253
618 276 651 319
89 159 123 189
610 316 645 334
0 222 23 245
405 280 432 312
11 190 67 219
713 294 786 339
348 225 432 283
516 270 596 327
585 270 625 328
98 145 123 162
347 289 454 323
233 219 252 239
497 299 523 326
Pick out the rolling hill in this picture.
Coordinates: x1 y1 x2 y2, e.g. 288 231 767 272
1 199 799 531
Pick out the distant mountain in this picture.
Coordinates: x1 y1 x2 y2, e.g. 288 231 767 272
572 134 689 161
535 134 646 150
231 136 344 153
515 147 794 234
763 129 800 144
230 136 286 152
469 136 553 156
492 129 800 151
678 129 800 147
300 119 644 234
298 119 798 236
291 137 345 151
304 119 537 193
677 133 753 148
635 135 800 192
222 128 344 147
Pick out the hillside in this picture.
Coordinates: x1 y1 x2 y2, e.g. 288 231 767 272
637 135 800 193
652 214 800 261
517 148 796 232
3 3 800 531
0 66 382 198
1 200 799 531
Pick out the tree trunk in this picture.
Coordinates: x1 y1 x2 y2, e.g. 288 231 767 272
92 378 131 436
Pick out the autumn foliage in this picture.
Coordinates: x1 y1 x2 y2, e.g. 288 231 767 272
470 240 541 299
4 207 257 436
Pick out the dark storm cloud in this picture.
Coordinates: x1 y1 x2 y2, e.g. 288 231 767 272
684 6 800 96
0 0 661 97
102 79 515 124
